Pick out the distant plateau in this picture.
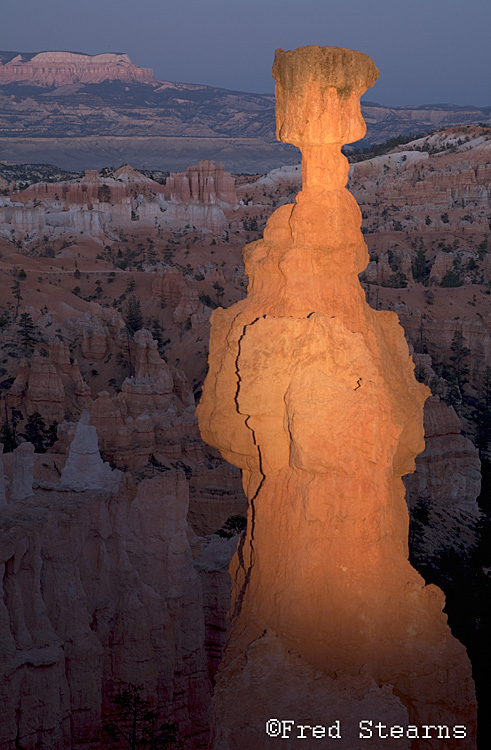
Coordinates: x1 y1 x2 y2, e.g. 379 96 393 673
0 49 490 171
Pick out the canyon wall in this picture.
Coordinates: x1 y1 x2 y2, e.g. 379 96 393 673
197 45 477 749
0 52 156 86
0 162 237 238
0 453 235 749
164 161 237 207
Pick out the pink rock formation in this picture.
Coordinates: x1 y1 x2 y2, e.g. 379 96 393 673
197 45 477 748
164 161 237 206
0 52 156 86
86 330 198 472
152 268 202 324
7 348 91 422
405 397 481 560
12 168 163 208
0 161 237 237
0 473 214 749
348 129 491 242
59 410 122 492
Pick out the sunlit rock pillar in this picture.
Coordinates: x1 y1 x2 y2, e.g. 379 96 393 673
197 46 477 749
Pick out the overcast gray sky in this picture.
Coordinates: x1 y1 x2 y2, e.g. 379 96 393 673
1 0 489 107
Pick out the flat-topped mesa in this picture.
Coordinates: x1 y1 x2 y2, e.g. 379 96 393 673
197 45 476 749
0 51 156 86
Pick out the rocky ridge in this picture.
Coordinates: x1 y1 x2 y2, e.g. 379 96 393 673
0 51 156 86
0 50 490 172
0 161 238 238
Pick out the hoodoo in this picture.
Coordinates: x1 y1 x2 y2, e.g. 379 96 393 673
197 46 477 749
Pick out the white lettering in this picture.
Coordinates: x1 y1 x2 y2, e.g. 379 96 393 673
359 720 372 739
375 722 389 738
281 720 295 739
422 725 438 739
296 724 311 739
265 719 282 737
453 725 467 739
328 720 341 738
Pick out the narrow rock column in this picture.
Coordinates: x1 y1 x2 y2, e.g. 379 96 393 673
60 410 122 492
197 46 477 749
11 442 34 501
0 443 6 506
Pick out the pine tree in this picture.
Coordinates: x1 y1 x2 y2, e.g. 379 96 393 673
146 240 157 265
18 312 37 355
0 420 16 452
103 683 181 749
147 453 165 475
150 318 167 352
11 279 22 321
212 282 224 305
0 309 10 329
412 247 429 284
216 514 247 538
21 412 47 453
126 296 143 334
45 420 58 449
1 409 23 451
449 329 471 389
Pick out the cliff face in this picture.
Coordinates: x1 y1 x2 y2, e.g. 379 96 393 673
197 45 477 748
164 161 237 207
0 459 238 749
0 472 208 749
0 52 156 86
404 397 481 565
0 162 236 238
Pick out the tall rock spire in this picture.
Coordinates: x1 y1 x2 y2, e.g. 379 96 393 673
197 45 477 749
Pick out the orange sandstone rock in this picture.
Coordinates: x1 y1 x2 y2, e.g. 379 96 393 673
197 46 477 749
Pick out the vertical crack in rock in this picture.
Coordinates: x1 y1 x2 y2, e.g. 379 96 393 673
197 44 477 750
232 317 266 620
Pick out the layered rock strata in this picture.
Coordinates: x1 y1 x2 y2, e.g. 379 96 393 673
163 161 237 207
0 51 156 86
197 46 477 748
0 473 216 749
404 397 481 565
0 161 236 238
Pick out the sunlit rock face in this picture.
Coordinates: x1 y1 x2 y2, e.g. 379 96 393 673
197 46 477 749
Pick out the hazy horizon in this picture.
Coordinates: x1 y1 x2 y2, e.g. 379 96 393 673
1 0 490 108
